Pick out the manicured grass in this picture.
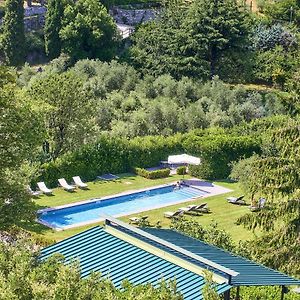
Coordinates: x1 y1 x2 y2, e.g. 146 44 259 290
34 173 191 209
27 174 253 244
122 180 252 242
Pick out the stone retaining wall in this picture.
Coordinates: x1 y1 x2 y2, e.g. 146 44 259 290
0 5 159 31
110 7 158 26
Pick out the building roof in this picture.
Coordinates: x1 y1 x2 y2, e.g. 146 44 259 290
139 228 300 287
40 226 231 300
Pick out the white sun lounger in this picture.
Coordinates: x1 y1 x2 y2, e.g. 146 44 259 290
72 176 88 189
37 182 53 195
58 178 75 192
27 186 41 197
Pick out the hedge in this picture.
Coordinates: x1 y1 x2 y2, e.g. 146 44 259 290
40 134 183 187
134 167 170 179
39 129 261 187
184 130 261 179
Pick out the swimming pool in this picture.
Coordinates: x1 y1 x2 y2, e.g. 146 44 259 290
38 184 207 229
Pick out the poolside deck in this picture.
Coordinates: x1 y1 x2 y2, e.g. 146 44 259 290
37 180 232 231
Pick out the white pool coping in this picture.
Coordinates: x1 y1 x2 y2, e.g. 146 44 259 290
37 179 232 231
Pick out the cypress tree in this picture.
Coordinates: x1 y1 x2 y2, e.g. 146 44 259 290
1 0 25 66
44 0 64 59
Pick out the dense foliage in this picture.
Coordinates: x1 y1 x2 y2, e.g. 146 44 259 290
134 167 171 179
39 128 260 186
171 218 235 251
21 59 289 143
0 68 43 229
1 0 300 296
44 0 66 59
28 71 96 160
131 0 251 81
60 0 118 61
1 0 25 66
231 120 300 276
0 241 183 299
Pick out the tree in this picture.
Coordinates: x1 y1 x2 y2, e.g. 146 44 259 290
59 0 118 62
44 0 67 59
0 69 43 229
184 0 250 79
231 121 300 275
130 1 196 79
264 0 300 25
28 71 97 160
202 271 221 300
131 0 250 81
254 46 299 89
0 241 183 299
1 0 26 66
171 218 236 251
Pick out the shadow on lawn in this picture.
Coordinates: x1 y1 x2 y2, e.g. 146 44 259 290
17 220 50 235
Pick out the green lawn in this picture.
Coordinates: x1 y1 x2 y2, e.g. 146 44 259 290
27 174 253 243
34 173 191 208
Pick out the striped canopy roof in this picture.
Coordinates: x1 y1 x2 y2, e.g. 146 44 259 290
141 228 300 287
40 226 230 300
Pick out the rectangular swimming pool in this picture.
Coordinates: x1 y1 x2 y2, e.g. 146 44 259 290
38 185 207 230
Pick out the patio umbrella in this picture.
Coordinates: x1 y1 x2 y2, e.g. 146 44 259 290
168 154 201 165
168 154 201 179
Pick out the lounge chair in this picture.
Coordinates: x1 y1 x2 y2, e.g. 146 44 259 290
227 195 245 205
73 176 88 189
27 186 41 197
164 210 184 219
58 178 75 192
129 215 149 225
250 198 266 212
189 203 210 213
178 205 200 215
37 182 53 195
96 173 120 181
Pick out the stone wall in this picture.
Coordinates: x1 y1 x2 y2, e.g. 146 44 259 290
0 6 46 31
0 5 159 32
110 7 158 26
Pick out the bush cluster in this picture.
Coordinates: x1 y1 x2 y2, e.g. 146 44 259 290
134 167 170 179
38 128 260 186
176 166 187 175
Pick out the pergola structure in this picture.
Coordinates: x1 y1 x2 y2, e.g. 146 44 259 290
40 216 300 299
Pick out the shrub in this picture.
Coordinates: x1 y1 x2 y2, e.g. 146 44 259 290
38 134 181 187
134 167 170 179
184 129 261 179
176 166 187 175
38 128 260 186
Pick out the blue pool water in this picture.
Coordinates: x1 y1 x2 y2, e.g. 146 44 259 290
39 185 207 229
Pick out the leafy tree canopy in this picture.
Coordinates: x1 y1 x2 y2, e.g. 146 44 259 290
0 241 183 299
0 68 44 229
1 0 25 66
59 0 119 61
231 120 300 275
28 71 97 160
131 0 251 81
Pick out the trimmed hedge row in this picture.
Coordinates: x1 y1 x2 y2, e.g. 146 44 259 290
39 129 261 187
40 134 183 187
134 167 170 179
184 130 261 179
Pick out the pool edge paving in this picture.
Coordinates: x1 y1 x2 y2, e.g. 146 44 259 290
37 180 232 231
